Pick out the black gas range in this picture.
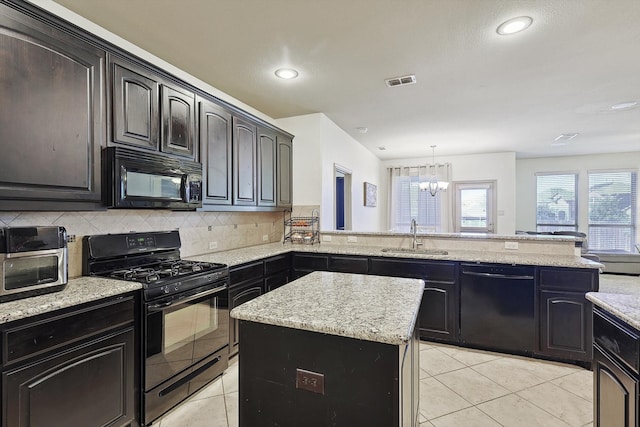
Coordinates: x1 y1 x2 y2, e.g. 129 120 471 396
83 230 230 425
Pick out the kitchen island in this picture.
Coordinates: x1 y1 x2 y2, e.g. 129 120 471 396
231 271 424 427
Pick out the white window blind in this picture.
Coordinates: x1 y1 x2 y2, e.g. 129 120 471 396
389 170 442 233
588 170 637 252
536 173 577 232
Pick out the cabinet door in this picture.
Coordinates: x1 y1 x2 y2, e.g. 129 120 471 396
594 344 638 427
111 57 159 150
3 328 137 427
277 134 293 208
229 281 263 356
420 281 459 342
539 290 592 361
161 84 196 158
199 98 232 205
257 127 277 206
0 5 105 209
232 117 258 205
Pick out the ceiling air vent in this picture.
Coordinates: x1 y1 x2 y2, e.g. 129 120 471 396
385 74 416 87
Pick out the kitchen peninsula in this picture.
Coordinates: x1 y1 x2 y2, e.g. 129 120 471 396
230 271 424 427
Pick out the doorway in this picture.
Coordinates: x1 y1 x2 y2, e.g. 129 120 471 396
334 164 352 230
454 181 496 233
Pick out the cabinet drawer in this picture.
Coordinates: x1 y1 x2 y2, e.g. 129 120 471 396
370 258 456 282
539 268 597 292
230 261 264 285
264 254 290 276
329 255 368 274
292 253 329 271
594 307 640 374
3 296 135 365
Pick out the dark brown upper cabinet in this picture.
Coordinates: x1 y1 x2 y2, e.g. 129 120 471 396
161 84 196 159
110 55 196 160
0 4 105 210
111 57 159 150
257 127 277 207
232 117 258 206
199 96 233 205
277 134 293 208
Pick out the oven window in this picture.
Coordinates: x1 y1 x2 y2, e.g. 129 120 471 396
146 290 229 390
125 171 182 199
4 255 59 290
164 300 218 352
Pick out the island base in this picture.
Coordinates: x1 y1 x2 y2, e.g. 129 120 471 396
238 320 419 427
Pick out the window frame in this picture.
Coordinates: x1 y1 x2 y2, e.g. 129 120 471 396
535 172 579 232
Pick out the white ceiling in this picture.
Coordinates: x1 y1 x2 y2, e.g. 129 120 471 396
52 0 640 160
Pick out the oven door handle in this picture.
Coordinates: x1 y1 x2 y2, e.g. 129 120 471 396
147 284 228 312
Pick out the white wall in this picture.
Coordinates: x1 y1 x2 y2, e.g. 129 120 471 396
275 113 384 232
516 151 640 234
381 152 517 234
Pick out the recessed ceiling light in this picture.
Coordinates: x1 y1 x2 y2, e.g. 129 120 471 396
611 101 638 111
552 133 579 145
274 68 299 79
496 16 533 35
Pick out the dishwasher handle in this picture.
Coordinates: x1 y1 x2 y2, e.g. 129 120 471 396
461 270 534 280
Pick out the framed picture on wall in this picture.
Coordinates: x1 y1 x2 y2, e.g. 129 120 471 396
364 182 377 207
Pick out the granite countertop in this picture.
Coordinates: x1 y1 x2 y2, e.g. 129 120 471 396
230 271 424 346
0 277 141 325
189 242 601 270
587 273 640 330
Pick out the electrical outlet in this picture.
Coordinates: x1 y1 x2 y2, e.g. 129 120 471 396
209 241 218 250
262 234 269 241
504 241 519 250
296 368 325 395
322 235 332 242
347 236 357 243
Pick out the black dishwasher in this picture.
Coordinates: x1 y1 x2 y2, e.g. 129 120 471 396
460 263 535 352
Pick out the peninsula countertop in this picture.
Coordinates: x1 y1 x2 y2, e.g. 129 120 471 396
230 271 424 346
587 273 640 330
189 242 601 270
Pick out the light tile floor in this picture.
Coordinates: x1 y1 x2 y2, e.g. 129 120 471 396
157 341 594 427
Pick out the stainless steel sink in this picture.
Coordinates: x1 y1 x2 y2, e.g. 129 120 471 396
380 247 449 255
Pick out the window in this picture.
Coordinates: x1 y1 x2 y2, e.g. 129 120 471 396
389 174 441 232
536 173 578 232
588 171 637 252
454 181 495 233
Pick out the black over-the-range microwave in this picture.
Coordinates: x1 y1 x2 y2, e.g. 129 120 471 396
103 147 202 209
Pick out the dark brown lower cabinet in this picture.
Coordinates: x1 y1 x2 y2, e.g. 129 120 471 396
539 291 592 361
229 276 264 357
3 328 136 427
594 344 638 427
1 294 139 427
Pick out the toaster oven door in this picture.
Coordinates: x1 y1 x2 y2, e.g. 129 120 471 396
0 249 67 295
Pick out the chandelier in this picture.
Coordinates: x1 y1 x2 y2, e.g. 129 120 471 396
418 145 449 196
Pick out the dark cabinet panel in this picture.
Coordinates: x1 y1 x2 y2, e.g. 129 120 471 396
229 281 263 356
265 270 289 292
539 268 598 292
111 57 159 150
199 97 232 205
0 4 104 209
161 84 196 159
540 290 592 361
232 117 258 205
258 127 277 206
594 344 638 427
329 255 369 274
277 134 293 208
3 328 136 427
264 254 291 276
292 253 329 278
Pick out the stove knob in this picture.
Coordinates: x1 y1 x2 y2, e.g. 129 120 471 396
163 286 169 294
174 284 179 291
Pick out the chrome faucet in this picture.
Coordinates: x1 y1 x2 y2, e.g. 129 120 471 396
410 219 423 249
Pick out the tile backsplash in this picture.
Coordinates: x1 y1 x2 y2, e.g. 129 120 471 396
0 210 287 278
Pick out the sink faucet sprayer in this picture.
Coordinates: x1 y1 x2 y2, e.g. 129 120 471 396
410 219 423 249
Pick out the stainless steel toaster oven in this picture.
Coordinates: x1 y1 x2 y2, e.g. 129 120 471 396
0 226 68 302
